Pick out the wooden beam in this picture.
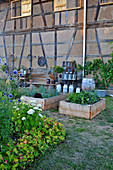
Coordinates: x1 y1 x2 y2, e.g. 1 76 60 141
39 32 48 68
3 7 9 31
52 0 55 26
54 29 57 66
95 28 103 62
65 28 77 61
75 0 78 23
39 0 47 26
30 0 33 28
30 32 32 68
12 35 15 70
20 0 23 29
3 35 9 66
14 1 16 30
1 18 113 36
94 0 100 21
18 34 26 69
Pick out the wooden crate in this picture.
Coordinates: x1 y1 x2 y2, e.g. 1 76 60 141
21 94 67 110
59 98 105 119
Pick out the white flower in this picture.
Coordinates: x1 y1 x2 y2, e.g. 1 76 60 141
38 108 42 111
13 106 17 108
37 104 42 107
29 100 36 104
16 108 19 110
33 107 39 110
31 103 36 106
39 113 43 118
27 109 35 115
21 96 24 100
22 117 26 120
1 145 2 149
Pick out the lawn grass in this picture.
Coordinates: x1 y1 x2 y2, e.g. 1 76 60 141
28 96 113 170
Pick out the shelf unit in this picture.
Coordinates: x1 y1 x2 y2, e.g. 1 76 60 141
58 61 82 92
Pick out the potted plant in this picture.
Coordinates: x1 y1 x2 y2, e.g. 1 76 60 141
54 66 64 81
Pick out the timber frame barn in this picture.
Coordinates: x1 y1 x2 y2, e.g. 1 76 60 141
0 0 113 72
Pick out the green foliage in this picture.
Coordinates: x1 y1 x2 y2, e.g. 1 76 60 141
26 86 60 98
54 66 64 73
1 63 8 72
67 91 100 105
0 99 66 169
78 57 113 89
0 93 14 146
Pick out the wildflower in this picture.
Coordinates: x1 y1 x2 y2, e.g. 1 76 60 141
22 117 26 120
38 108 42 111
39 113 43 118
13 70 17 74
3 92 6 96
13 106 17 108
7 74 10 77
5 71 8 74
2 100 5 102
4 63 7 65
9 100 12 103
42 132 44 135
0 58 1 63
1 145 2 148
33 107 39 110
27 109 35 115
16 108 19 110
18 99 21 102
21 96 24 100
4 160 8 164
37 104 42 107
9 77 13 81
8 94 13 98
19 73 23 77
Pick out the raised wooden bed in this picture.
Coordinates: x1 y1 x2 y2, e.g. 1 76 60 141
21 94 67 110
59 98 105 119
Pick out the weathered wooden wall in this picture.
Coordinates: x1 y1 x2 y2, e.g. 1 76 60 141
0 0 113 70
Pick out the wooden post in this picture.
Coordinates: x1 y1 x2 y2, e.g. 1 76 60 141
18 34 26 69
30 0 33 28
3 7 9 31
94 0 100 21
75 0 78 23
3 35 8 66
54 29 57 66
95 28 103 62
30 32 32 68
20 0 23 29
39 0 47 26
52 0 55 25
12 35 15 70
66 28 77 61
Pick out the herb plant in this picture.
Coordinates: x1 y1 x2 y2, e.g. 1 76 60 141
67 91 100 105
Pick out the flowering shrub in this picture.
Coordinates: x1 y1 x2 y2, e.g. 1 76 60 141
0 59 66 169
0 100 66 169
12 102 44 135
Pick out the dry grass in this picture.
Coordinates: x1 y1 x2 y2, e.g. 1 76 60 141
28 96 113 170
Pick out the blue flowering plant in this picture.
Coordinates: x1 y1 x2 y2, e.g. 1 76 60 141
0 62 8 72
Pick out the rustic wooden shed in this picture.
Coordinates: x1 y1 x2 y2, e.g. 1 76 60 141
0 0 113 78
